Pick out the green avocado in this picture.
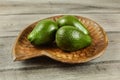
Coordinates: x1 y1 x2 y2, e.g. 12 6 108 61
56 26 92 51
57 15 89 35
28 19 58 45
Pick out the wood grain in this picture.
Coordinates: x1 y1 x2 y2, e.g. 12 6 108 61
0 14 120 37
0 32 119 70
0 62 120 80
0 0 120 79
0 0 120 15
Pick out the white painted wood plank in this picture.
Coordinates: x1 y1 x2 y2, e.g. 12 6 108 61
0 0 119 15
0 14 119 70
0 32 119 70
0 0 119 79
0 14 120 37
0 62 120 80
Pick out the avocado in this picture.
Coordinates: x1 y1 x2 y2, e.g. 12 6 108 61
28 19 58 45
56 26 92 51
57 15 89 35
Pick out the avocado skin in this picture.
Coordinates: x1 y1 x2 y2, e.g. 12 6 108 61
57 15 89 35
28 19 58 45
56 26 92 51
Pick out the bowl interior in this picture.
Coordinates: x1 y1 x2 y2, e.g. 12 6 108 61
13 15 108 63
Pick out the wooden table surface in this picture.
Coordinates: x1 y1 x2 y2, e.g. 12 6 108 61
0 0 120 80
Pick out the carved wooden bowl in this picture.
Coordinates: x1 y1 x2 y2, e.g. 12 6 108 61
12 15 108 63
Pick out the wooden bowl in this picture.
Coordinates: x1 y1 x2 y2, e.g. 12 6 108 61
12 15 108 63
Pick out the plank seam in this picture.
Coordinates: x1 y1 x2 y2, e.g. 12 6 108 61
0 60 120 72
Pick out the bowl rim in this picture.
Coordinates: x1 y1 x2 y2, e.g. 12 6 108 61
12 15 108 63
